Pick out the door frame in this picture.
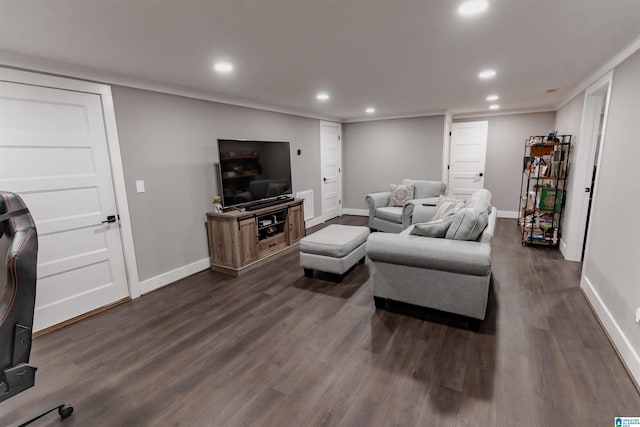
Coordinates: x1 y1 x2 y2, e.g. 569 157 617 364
441 112 453 190
319 120 343 221
561 70 613 262
0 67 141 298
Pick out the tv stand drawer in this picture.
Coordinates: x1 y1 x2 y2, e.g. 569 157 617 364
257 233 287 258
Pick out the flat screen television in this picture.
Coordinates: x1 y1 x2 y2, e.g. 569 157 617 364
217 139 293 208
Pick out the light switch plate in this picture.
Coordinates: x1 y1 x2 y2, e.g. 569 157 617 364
136 180 145 193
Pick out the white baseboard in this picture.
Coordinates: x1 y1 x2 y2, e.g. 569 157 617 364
305 210 367 228
497 210 518 219
139 257 210 295
342 208 368 216
582 275 640 385
305 217 324 228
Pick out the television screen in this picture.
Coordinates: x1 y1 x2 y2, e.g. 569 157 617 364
217 139 292 208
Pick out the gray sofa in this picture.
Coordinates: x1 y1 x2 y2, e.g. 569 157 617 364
365 179 446 233
366 189 496 322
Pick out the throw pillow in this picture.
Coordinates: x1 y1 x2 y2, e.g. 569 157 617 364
467 189 492 213
410 215 455 238
389 184 414 207
445 207 489 241
431 196 466 221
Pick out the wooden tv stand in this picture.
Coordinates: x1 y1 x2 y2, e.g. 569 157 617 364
206 199 305 276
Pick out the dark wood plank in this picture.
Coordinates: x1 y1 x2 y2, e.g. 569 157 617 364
1 216 638 426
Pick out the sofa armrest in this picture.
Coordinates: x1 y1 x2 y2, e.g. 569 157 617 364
402 197 439 228
365 192 390 224
401 203 415 229
365 192 390 209
409 205 438 224
410 197 440 206
366 232 491 276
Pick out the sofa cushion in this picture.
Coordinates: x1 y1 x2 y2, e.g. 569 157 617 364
402 179 446 199
432 196 466 221
410 216 455 238
445 207 489 241
375 206 403 223
389 184 414 207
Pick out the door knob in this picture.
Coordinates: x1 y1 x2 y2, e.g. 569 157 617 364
323 177 328 182
101 215 117 224
478 172 484 177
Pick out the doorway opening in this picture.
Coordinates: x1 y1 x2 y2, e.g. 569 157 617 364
581 86 608 260
562 71 613 262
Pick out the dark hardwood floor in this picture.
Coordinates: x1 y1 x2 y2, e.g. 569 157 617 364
1 216 638 426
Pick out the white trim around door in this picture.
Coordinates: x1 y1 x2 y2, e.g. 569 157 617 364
441 111 453 187
0 67 141 299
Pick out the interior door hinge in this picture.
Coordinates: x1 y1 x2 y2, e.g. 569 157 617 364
338 135 341 140
449 131 452 136
447 165 450 170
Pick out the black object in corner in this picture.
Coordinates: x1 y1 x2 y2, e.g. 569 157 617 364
0 192 74 425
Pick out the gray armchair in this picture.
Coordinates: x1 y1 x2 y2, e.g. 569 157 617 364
365 179 446 233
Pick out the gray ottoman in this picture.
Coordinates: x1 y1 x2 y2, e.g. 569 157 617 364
300 224 370 281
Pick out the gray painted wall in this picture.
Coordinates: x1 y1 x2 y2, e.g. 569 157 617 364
112 86 321 281
455 112 556 213
342 115 444 210
555 93 584 139
580 49 640 377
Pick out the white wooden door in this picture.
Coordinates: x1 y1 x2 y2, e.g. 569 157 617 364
449 121 488 200
320 121 342 221
0 81 130 332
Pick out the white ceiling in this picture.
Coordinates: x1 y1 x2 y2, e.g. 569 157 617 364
1 0 639 121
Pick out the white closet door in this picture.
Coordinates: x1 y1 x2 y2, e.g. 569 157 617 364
449 121 488 200
0 81 130 332
320 121 342 221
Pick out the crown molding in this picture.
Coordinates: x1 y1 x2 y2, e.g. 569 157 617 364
556 34 640 110
0 66 112 95
0 49 342 122
453 107 555 120
343 110 447 123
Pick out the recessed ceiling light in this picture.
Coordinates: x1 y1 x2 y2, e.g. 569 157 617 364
478 69 496 79
489 104 500 110
316 92 330 101
458 0 489 16
365 107 376 114
486 94 499 101
213 61 234 74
